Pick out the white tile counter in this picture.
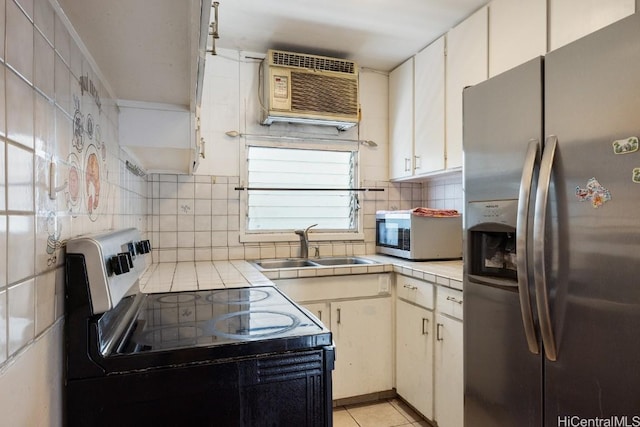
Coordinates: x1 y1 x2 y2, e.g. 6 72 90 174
139 256 463 293
139 260 273 293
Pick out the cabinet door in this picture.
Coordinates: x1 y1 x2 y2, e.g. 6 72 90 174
302 302 329 326
396 300 434 419
489 0 546 77
330 298 393 399
414 36 445 175
434 313 463 427
389 58 414 180
445 6 488 170
548 0 635 51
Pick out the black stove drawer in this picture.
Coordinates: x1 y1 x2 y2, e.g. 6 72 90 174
65 347 334 427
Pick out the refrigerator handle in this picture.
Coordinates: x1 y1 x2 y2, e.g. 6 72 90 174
533 135 559 362
516 139 541 355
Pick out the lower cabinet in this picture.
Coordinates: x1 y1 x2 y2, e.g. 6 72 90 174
395 299 434 419
277 274 393 400
434 288 464 427
330 298 393 399
395 275 463 427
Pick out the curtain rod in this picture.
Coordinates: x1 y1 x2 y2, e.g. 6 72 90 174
234 187 384 192
225 131 378 147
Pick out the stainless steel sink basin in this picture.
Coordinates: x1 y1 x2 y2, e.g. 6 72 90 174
251 256 379 270
253 259 319 269
311 257 379 266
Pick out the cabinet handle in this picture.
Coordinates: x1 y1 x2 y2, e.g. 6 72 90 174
403 284 418 290
317 310 322 321
404 158 411 172
337 308 341 324
446 296 463 305
436 323 444 341
414 155 421 170
422 318 429 335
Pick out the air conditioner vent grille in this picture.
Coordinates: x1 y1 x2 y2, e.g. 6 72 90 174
290 73 358 115
271 51 356 75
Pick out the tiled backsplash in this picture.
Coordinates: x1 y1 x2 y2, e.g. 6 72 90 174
147 174 427 262
0 0 146 423
424 172 464 212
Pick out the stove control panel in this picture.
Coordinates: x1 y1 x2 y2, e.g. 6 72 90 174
67 228 150 314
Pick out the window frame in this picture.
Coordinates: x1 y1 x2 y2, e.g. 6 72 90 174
239 139 365 243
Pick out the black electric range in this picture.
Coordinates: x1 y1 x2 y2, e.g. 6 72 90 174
64 228 334 427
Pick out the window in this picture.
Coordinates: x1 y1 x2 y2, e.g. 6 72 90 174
243 145 360 237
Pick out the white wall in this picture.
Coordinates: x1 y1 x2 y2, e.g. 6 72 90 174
196 48 389 183
0 0 148 425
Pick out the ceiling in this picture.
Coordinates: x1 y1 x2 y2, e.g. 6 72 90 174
58 0 489 108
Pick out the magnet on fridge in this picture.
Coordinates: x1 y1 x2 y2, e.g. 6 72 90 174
575 177 611 208
612 137 639 154
633 168 640 183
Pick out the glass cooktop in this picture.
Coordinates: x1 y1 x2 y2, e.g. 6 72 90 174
125 286 328 353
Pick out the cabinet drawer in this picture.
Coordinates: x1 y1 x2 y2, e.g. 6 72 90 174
436 286 463 320
396 275 434 310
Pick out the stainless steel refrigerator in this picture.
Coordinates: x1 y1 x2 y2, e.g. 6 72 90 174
463 12 640 427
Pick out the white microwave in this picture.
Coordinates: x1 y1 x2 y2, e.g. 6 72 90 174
375 211 463 260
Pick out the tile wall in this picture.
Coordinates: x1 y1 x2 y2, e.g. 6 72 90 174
147 174 425 262
0 0 147 425
424 172 464 212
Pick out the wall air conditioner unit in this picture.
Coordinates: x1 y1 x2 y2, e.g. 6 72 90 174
261 49 360 131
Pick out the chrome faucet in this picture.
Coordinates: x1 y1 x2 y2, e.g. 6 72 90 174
294 224 318 259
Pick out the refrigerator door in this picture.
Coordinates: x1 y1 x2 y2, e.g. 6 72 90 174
542 13 640 423
463 56 544 203
463 58 543 427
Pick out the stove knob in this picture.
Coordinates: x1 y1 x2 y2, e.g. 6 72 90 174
136 240 152 254
109 252 132 275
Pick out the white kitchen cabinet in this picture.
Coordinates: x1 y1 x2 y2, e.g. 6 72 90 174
302 302 329 325
414 36 446 175
389 58 414 180
396 299 434 419
395 274 435 418
548 0 635 51
275 273 393 400
119 101 200 174
434 287 464 427
489 0 547 77
445 6 488 170
331 297 393 399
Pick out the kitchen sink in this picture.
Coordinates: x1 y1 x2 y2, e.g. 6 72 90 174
311 257 378 266
251 256 379 270
253 259 319 269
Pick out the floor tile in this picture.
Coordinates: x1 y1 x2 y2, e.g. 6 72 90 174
333 407 360 427
388 398 423 423
345 400 413 427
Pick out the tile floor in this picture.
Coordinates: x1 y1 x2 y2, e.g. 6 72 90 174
333 399 432 427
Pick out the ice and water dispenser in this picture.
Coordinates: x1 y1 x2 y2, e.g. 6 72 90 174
466 200 520 282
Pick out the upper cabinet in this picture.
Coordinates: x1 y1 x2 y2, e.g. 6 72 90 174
59 0 213 174
549 0 635 51
445 6 488 171
389 36 447 181
414 36 446 175
489 0 547 78
389 58 415 180
119 102 203 174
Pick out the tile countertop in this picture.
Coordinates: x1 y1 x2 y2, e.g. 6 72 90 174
138 256 463 293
